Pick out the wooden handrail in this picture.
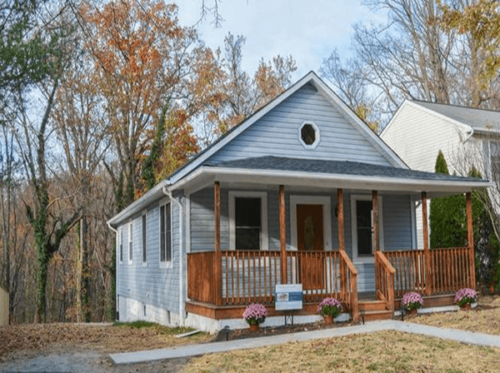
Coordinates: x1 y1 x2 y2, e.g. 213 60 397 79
339 250 358 275
375 251 396 274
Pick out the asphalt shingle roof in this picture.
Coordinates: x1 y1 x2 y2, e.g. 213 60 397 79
412 101 500 131
205 156 487 183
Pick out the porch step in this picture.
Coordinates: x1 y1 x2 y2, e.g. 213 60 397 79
360 310 394 322
358 300 388 312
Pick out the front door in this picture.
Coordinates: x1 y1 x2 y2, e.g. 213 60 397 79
297 204 324 251
296 204 325 290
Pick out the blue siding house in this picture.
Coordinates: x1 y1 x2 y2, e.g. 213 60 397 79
107 72 490 332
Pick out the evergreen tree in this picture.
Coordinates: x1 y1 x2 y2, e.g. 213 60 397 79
430 151 467 248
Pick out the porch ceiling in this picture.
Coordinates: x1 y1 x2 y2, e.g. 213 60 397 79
172 156 492 197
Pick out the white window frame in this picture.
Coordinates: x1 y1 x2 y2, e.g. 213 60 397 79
298 121 320 149
290 195 332 251
351 194 384 264
229 191 268 251
142 212 148 267
159 199 173 269
128 222 133 265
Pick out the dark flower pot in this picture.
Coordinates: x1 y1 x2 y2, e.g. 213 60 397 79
408 308 418 316
461 303 472 310
324 315 334 325
249 323 259 331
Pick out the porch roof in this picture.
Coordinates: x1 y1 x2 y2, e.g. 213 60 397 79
171 156 492 195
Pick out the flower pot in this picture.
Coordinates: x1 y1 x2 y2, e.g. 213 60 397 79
408 308 418 316
249 323 259 331
460 303 472 311
324 315 334 325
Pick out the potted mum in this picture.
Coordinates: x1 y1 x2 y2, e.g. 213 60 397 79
401 292 424 315
455 288 477 310
318 298 342 325
243 303 268 331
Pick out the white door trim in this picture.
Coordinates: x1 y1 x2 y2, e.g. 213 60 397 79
351 194 384 264
290 195 332 251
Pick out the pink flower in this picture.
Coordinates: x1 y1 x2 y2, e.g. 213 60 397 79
401 292 424 310
318 297 342 317
455 288 477 305
243 303 268 325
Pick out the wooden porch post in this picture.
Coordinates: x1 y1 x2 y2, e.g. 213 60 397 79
372 191 379 252
421 192 432 296
214 181 222 306
279 185 287 284
466 192 476 289
337 189 346 296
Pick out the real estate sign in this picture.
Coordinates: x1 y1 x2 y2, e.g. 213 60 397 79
275 284 303 311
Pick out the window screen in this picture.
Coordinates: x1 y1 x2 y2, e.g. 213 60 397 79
142 214 147 262
160 204 171 262
356 200 373 256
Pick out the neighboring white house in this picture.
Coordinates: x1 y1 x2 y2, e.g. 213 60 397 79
381 100 500 246
0 286 8 326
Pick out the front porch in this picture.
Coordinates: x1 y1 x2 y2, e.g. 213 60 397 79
186 182 476 322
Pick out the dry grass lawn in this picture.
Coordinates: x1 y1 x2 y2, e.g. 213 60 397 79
411 295 500 335
185 330 500 373
0 321 210 361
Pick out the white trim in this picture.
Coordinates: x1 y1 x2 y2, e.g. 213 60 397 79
159 201 173 269
350 194 384 264
128 222 133 265
410 196 417 250
298 121 320 149
141 212 148 267
228 191 268 251
185 194 191 253
290 195 332 251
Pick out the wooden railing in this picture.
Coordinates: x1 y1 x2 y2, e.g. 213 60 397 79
430 247 473 295
187 252 216 304
374 251 395 312
384 247 472 298
384 250 427 298
188 250 359 315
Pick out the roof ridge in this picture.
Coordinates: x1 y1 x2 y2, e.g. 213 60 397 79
411 99 500 115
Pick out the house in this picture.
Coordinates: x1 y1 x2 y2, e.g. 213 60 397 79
381 100 500 247
107 72 491 332
0 285 8 326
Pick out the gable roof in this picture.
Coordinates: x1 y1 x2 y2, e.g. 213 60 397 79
107 71 409 226
411 101 500 132
382 99 500 138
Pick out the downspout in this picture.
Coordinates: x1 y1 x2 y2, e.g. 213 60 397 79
162 186 185 326
107 222 119 321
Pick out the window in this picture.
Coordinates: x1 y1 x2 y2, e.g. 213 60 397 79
160 203 172 265
119 227 124 263
299 121 320 149
128 222 133 264
229 191 268 251
142 213 147 263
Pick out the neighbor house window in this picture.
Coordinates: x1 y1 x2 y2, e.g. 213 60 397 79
229 191 268 251
128 222 133 264
160 203 172 265
142 213 147 263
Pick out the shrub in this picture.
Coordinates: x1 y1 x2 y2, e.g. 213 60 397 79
317 298 343 318
401 292 424 310
455 288 477 307
243 303 268 325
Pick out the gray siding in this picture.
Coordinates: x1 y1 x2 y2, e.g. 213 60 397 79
208 83 392 167
117 195 181 316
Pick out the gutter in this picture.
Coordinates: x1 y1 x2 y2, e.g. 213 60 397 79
107 221 119 321
162 186 185 326
463 126 474 143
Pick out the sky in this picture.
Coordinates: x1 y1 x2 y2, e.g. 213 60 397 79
175 0 386 80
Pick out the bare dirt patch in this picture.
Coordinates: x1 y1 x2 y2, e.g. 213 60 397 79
410 295 500 335
186 330 500 372
0 321 210 362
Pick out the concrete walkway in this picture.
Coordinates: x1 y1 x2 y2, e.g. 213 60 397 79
110 320 500 365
